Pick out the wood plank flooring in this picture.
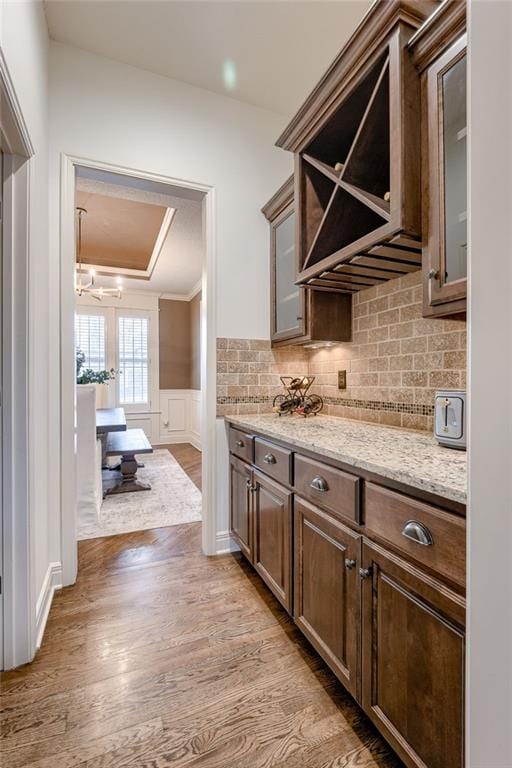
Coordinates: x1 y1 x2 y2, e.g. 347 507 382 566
164 443 202 491
1 446 404 767
1 525 403 767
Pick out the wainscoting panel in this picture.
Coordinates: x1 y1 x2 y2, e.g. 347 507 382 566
158 390 202 449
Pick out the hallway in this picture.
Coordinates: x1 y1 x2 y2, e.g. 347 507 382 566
1 519 402 767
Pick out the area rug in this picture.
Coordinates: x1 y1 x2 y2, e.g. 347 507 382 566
78 449 202 540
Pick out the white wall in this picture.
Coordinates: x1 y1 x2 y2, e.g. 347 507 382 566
48 42 291 562
467 2 512 765
158 389 201 449
0 1 54 655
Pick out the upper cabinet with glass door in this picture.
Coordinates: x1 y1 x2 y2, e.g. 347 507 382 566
410 0 467 316
262 177 351 348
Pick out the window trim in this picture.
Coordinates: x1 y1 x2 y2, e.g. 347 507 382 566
116 309 151 411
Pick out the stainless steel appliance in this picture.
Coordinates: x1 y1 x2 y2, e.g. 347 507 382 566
434 390 466 450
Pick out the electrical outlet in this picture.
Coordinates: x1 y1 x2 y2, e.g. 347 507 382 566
338 370 347 390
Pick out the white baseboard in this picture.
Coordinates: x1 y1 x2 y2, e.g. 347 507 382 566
154 433 202 451
216 530 239 555
35 562 62 650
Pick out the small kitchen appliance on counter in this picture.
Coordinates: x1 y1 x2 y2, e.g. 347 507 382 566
434 390 466 450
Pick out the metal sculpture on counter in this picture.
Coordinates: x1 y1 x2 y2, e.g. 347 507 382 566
272 376 323 417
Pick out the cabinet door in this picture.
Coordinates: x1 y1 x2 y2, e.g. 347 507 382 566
294 497 361 698
424 35 467 316
229 455 253 561
361 538 465 768
271 204 307 344
253 470 292 612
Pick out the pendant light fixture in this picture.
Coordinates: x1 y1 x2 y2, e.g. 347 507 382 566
75 206 123 300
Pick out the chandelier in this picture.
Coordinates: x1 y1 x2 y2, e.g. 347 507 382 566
75 206 123 300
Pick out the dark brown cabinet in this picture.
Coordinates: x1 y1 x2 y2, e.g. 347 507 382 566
294 496 361 698
411 1 467 317
253 470 293 612
227 423 466 768
262 177 352 347
361 538 465 768
275 2 436 295
229 455 253 561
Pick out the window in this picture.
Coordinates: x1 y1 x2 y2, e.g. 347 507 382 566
118 316 149 404
75 313 106 372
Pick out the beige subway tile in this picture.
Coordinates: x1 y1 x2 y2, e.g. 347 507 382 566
248 362 269 373
428 332 462 352
378 340 401 357
358 342 379 359
389 354 414 371
376 277 402 297
414 387 436 404
359 373 380 387
401 336 428 354
259 373 281 386
352 329 369 344
216 386 228 397
402 414 430 431
399 271 422 290
358 285 379 302
353 302 369 318
369 357 390 372
248 385 267 396
237 350 257 362
237 403 260 414
442 317 466 333
412 285 423 303
359 313 378 331
379 371 401 387
429 370 460 388
369 325 390 342
228 338 250 350
217 373 236 386
369 296 389 314
444 350 466 369
360 408 381 424
217 362 228 374
389 321 414 339
413 318 444 336
258 350 275 363
389 287 415 308
227 361 249 374
216 404 230 417
350 358 370 373
251 339 271 351
227 385 248 397
460 370 467 388
399 304 423 322
216 337 228 349
365 387 390 401
379 411 402 427
414 352 443 370
217 349 239 362
388 388 414 403
402 371 428 388
238 374 259 385
378 308 400 326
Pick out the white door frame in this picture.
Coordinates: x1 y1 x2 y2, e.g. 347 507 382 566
0 51 35 668
59 155 217 586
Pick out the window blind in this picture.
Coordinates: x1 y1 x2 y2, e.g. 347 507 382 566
118 316 149 404
75 313 106 372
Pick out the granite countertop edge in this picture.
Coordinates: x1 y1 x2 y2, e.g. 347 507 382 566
224 413 467 506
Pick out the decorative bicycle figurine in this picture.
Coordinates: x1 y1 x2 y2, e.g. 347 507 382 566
272 376 323 417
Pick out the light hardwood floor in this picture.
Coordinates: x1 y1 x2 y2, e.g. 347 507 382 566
0 445 403 768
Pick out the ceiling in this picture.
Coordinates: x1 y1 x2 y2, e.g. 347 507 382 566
75 191 170 274
76 169 204 297
44 1 371 115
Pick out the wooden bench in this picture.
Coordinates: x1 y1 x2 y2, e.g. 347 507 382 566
104 429 154 495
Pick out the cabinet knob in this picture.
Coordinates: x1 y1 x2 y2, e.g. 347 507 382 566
401 520 434 547
359 567 372 580
427 269 439 280
236 440 244 448
263 453 277 465
310 475 329 492
345 558 356 570
296 316 303 321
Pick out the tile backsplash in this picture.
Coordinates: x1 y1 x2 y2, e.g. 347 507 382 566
217 272 466 431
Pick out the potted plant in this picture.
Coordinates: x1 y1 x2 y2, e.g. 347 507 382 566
76 349 116 408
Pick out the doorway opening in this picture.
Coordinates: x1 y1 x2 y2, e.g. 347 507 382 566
60 157 216 585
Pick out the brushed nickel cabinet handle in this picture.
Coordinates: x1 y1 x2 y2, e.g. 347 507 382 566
345 558 356 570
310 475 329 492
401 520 434 547
263 453 276 464
359 567 372 580
236 440 244 448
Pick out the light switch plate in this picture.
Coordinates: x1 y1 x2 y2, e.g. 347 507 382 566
338 370 347 389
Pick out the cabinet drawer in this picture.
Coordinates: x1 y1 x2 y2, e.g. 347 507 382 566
364 483 466 587
229 427 253 463
254 437 292 486
294 454 360 524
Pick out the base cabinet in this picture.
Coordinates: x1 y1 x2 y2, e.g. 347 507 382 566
294 497 361 699
361 539 465 768
253 470 293 612
229 455 253 561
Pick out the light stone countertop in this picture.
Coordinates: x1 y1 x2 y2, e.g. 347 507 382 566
225 413 467 505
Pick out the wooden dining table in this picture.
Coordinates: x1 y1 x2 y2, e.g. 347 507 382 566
96 407 127 468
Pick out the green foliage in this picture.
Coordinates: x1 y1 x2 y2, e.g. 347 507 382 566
76 348 117 385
